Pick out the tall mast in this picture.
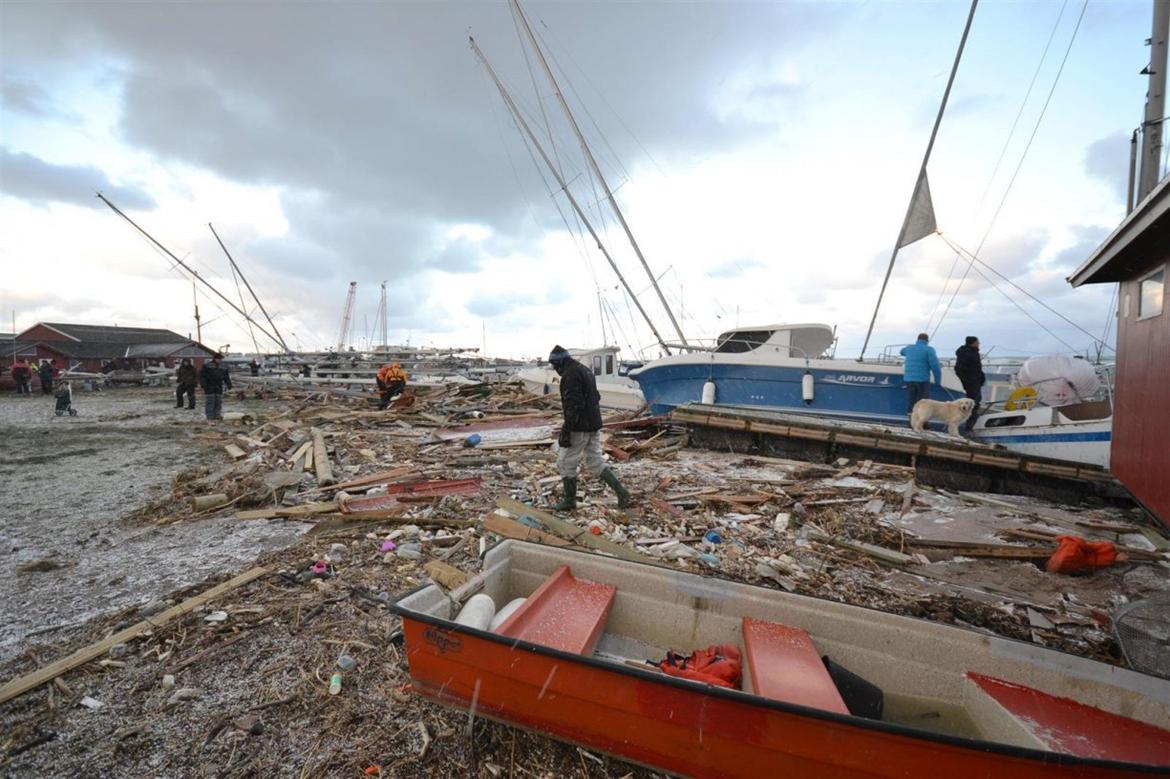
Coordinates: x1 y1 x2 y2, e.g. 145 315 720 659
379 281 388 351
509 0 689 348
208 223 290 352
192 280 202 344
1139 0 1170 201
471 35 674 354
858 0 978 360
98 193 285 350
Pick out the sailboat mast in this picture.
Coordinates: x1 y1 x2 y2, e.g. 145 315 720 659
509 0 689 349
208 223 290 352
98 193 285 350
470 35 674 354
1139 0 1170 200
858 0 978 360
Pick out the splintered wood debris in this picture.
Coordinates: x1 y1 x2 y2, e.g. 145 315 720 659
2 379 1167 776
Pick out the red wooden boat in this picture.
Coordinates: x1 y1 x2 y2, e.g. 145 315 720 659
391 541 1170 777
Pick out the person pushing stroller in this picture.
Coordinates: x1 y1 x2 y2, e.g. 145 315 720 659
54 380 78 417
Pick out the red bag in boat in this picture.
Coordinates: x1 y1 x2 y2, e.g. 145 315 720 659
1045 535 1117 575
658 644 742 689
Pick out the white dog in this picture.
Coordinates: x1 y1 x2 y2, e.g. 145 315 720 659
910 397 976 436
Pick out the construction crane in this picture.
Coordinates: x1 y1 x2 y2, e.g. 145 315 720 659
336 281 357 352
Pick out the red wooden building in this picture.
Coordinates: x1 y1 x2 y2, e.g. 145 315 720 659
3 322 214 389
1069 177 1170 526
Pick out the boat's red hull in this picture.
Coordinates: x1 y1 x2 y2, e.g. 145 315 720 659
401 618 1156 778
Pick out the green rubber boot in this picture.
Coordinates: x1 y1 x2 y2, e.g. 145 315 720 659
600 468 633 509
553 477 578 511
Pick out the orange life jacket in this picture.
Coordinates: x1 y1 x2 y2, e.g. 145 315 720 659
378 364 407 384
658 644 742 689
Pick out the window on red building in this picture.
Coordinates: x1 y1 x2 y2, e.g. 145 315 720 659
1138 266 1164 320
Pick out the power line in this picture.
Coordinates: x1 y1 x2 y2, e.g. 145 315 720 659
932 0 1089 335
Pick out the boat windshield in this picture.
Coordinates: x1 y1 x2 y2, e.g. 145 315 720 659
714 330 774 354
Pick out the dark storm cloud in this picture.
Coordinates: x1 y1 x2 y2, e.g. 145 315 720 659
1084 131 1130 204
1 1 836 285
0 148 155 210
1 75 55 118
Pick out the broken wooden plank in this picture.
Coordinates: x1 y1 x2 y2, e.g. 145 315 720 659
311 427 334 486
648 497 686 519
806 530 917 566
481 510 570 547
497 498 646 562
223 443 247 460
602 441 631 461
0 567 269 705
190 493 230 512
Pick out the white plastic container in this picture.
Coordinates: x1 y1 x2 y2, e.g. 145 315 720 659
454 593 496 630
489 597 527 631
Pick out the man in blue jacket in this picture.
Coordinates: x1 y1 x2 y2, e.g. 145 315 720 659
900 333 941 418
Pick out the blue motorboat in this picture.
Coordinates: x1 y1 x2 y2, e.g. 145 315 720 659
630 323 970 424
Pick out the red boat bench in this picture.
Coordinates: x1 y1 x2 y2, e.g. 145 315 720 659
496 565 616 655
969 673 1170 765
742 617 850 715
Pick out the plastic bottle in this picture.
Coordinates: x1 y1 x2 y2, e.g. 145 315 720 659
703 530 723 545
337 653 356 671
329 673 342 695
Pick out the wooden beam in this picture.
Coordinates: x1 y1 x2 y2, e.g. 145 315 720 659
0 566 269 705
481 511 571 547
496 497 646 562
311 427 334 486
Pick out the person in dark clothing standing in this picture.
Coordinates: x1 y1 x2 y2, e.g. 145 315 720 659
249 358 260 376
198 353 232 420
954 336 985 433
11 360 32 394
176 358 198 409
37 361 55 395
548 345 632 510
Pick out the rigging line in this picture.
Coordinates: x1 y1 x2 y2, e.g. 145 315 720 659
530 20 639 186
924 247 965 333
927 0 1068 332
226 256 261 354
509 4 571 190
859 0 979 359
1099 281 1118 351
973 0 1069 220
124 225 263 347
932 0 1089 336
938 233 1105 352
482 62 602 288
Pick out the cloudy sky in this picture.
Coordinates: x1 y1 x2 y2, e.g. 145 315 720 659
0 0 1154 361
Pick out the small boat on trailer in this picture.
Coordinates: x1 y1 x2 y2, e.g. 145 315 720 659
393 541 1170 778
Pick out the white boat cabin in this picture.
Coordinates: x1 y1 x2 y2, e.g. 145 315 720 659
713 324 837 359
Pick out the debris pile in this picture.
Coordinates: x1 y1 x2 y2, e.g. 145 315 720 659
2 380 1168 776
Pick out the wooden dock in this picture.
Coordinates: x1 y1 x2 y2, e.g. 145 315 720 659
672 403 1128 504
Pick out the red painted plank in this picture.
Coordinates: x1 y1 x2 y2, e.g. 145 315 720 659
968 672 1170 765
742 617 849 715
341 478 482 513
497 565 615 655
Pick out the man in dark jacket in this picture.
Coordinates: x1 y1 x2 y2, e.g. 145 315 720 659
198 353 232 420
37 360 55 395
549 345 632 510
176 358 198 409
11 360 31 394
954 336 985 433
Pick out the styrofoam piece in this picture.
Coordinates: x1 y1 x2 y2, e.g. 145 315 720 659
454 593 496 630
489 598 527 632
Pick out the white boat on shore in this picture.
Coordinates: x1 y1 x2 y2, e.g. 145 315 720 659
518 346 645 411
970 356 1113 468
